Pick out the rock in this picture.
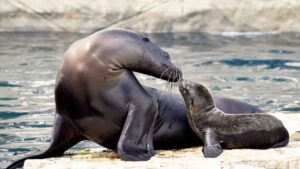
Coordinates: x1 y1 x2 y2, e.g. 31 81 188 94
0 0 300 33
24 113 300 169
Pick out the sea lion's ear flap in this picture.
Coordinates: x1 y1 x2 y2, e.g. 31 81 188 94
194 84 215 109
143 37 150 42
195 84 209 97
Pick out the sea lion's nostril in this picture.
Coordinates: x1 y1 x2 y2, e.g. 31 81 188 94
162 63 169 69
181 80 188 87
178 70 183 79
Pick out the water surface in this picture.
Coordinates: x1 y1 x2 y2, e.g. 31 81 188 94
0 32 299 168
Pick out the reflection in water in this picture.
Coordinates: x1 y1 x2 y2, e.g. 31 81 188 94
0 32 300 167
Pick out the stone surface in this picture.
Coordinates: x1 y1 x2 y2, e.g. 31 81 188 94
24 142 300 169
24 113 300 169
0 0 300 33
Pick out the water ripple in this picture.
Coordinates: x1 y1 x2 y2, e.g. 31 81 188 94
267 49 295 55
0 98 18 101
0 112 29 119
0 104 21 108
1 32 300 168
215 76 255 82
202 59 300 70
0 81 22 87
0 121 52 129
7 148 31 155
281 107 300 112
258 76 298 83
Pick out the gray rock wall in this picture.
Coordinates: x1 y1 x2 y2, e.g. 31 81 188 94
1 0 300 33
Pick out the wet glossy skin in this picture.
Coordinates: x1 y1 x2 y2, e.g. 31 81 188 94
7 28 263 169
179 80 289 158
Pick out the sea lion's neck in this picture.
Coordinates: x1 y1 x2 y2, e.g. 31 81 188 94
101 48 162 79
86 35 179 82
192 105 217 116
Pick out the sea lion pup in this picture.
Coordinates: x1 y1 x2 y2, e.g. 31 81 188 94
179 80 289 158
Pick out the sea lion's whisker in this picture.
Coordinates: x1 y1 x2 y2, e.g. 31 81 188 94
159 77 171 102
158 65 180 105
166 70 176 102
172 61 182 85
174 68 179 85
167 68 173 83
157 66 173 101
164 70 173 101
159 67 172 80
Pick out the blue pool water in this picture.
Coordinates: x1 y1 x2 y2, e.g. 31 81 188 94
0 32 300 168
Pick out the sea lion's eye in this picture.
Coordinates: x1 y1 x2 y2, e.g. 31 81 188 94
143 37 149 42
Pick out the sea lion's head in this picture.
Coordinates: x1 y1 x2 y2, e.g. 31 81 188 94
179 80 215 112
136 35 182 82
99 28 182 82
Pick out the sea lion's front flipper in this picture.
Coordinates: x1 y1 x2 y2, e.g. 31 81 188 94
202 128 223 158
117 98 157 161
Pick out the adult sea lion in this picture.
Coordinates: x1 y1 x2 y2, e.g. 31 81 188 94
179 80 289 158
7 28 262 169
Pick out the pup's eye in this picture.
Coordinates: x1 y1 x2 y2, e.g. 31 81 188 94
143 37 149 42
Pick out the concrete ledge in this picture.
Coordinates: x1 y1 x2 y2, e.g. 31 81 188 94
24 113 300 169
1 0 300 33
24 142 300 169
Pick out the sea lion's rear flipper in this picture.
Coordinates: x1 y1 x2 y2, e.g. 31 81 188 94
202 128 223 158
6 114 85 169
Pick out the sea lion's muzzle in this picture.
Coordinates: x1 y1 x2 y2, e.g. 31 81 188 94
160 64 182 82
